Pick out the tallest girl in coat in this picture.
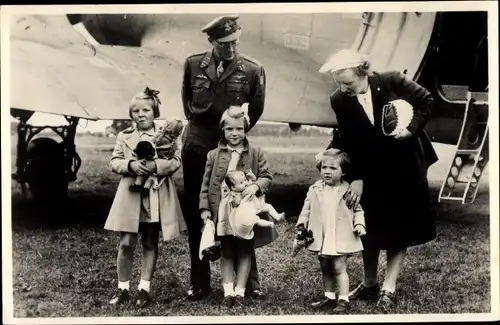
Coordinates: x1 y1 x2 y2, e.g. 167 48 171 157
319 49 438 312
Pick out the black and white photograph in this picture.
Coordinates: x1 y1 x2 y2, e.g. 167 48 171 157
1 2 498 323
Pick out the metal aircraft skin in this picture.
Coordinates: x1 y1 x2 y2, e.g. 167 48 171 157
10 12 487 145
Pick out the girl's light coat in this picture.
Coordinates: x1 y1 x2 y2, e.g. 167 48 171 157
297 180 365 254
104 125 187 241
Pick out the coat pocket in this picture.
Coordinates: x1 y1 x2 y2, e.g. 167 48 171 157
226 78 250 104
191 78 214 108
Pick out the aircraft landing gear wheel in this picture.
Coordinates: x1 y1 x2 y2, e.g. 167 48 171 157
24 137 68 205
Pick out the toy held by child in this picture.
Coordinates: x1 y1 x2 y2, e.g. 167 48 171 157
296 148 366 314
223 169 285 225
291 223 314 257
130 115 184 194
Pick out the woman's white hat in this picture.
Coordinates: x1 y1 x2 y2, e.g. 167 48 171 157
229 199 259 240
319 49 370 74
381 99 414 136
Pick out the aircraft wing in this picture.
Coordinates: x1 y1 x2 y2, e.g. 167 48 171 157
11 14 337 125
11 15 187 121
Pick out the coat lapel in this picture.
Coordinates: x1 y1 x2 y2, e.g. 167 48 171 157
368 73 385 132
218 56 240 84
123 123 158 151
124 129 141 151
200 51 218 83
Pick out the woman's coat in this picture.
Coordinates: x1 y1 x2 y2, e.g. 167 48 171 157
329 71 437 249
104 125 187 241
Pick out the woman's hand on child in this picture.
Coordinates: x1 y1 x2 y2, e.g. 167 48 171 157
353 224 366 237
129 160 152 176
344 179 363 209
242 184 259 200
200 210 212 224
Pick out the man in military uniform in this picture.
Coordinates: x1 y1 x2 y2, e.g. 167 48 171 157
181 15 266 301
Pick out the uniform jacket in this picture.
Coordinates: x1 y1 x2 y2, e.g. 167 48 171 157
104 124 187 241
199 138 278 248
181 50 266 151
296 180 365 254
329 71 439 190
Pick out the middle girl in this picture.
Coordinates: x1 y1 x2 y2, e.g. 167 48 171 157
199 105 278 308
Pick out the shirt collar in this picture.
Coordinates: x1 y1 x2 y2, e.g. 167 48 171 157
138 126 155 137
227 144 243 154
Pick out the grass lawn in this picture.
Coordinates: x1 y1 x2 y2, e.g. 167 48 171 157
8 133 491 317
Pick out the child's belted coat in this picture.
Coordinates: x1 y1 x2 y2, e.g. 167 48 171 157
104 124 187 241
199 139 278 248
297 180 365 254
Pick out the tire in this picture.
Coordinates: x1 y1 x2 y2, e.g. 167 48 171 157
25 137 68 204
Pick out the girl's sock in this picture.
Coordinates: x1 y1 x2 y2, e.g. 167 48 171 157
338 295 349 302
234 287 245 297
118 280 130 291
138 279 151 292
325 291 336 300
223 283 234 297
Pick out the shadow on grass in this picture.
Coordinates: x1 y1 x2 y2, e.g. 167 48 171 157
11 180 489 232
10 182 312 231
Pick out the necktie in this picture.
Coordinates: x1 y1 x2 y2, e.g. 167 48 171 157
217 61 224 78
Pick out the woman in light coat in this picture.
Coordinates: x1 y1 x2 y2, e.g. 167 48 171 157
104 87 186 308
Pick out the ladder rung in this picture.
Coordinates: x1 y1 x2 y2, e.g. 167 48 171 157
456 149 481 155
439 197 465 201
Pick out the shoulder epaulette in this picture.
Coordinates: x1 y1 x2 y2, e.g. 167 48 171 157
240 53 262 67
186 51 209 60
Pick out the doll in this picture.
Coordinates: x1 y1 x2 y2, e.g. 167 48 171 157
130 118 184 194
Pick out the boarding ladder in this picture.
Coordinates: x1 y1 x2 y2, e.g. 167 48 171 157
438 90 489 204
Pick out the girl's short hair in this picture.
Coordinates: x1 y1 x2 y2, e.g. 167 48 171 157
315 148 350 172
219 105 250 132
224 170 246 188
129 86 161 119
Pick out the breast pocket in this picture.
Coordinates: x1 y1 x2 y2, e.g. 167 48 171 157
226 78 250 104
191 78 214 108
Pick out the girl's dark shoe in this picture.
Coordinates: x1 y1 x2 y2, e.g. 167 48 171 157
136 289 151 308
234 295 245 307
332 299 349 313
311 297 337 310
376 290 395 313
109 289 130 305
348 283 380 301
222 295 234 308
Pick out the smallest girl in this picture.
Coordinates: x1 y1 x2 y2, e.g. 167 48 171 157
296 148 366 313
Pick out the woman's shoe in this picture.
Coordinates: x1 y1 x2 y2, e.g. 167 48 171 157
311 297 337 310
109 289 130 305
348 283 380 301
376 290 395 313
